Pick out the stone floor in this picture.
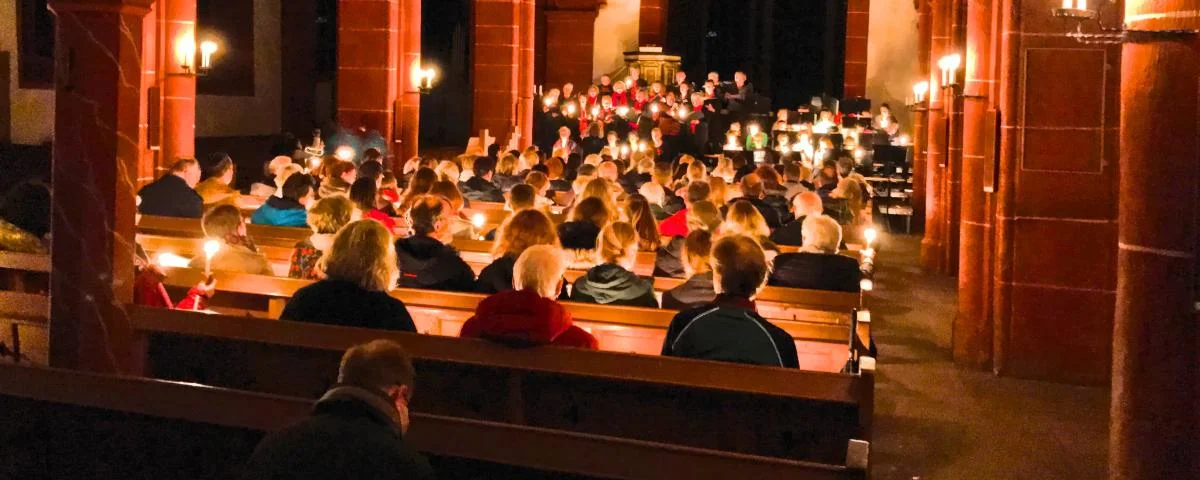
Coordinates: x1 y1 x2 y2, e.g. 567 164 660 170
868 233 1110 479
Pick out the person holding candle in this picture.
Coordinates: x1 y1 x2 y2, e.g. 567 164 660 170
187 204 273 276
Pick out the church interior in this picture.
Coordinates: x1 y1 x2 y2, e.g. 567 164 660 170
0 0 1196 478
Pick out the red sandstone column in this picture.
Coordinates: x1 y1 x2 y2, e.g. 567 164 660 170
544 2 600 88
159 0 196 165
138 1 157 185
911 0 932 228
397 0 421 166
516 0 535 148
920 0 947 272
638 0 666 47
1112 1 1200 476
954 0 993 368
47 0 152 373
338 0 399 154
941 0 965 275
843 0 870 98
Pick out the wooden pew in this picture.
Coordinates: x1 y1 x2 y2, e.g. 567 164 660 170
134 234 863 317
0 252 50 365
0 362 866 479
130 306 874 468
156 267 861 373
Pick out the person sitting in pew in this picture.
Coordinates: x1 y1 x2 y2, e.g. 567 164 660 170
481 184 539 242
658 180 710 239
395 196 477 292
137 158 203 219
429 180 477 240
461 245 598 349
769 191 824 247
625 194 662 252
655 200 721 278
570 222 658 308
720 200 780 262
351 177 397 233
720 173 783 229
558 196 610 270
460 157 505 203
243 339 435 480
662 235 800 368
251 173 314 228
662 229 717 310
193 152 242 209
769 215 862 293
281 220 416 331
492 153 524 193
188 205 274 276
318 160 356 199
290 196 356 280
544 156 572 193
476 209 561 294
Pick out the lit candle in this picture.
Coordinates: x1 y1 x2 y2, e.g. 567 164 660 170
335 146 355 162
591 106 600 117
155 251 191 269
864 227 878 246
471 213 486 229
860 278 874 292
544 97 555 107
1077 0 1087 9
638 142 648 153
199 41 218 70
176 37 196 71
566 103 577 116
912 81 929 103
1062 0 1072 8
617 106 630 117
620 145 630 158
650 104 660 114
202 239 221 276
677 107 688 119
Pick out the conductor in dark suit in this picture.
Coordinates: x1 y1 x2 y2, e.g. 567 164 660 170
724 71 754 124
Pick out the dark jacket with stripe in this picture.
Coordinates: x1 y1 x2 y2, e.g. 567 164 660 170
661 295 799 369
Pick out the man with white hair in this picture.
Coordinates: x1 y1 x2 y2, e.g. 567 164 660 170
638 182 667 219
769 215 862 292
460 245 598 349
770 191 824 247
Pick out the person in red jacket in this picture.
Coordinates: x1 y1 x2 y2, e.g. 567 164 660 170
460 245 598 349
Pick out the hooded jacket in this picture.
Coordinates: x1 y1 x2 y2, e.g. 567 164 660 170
394 235 477 292
661 271 717 310
492 174 524 193
769 251 862 293
569 263 659 308
251 196 309 227
653 236 687 278
460 288 598 349
242 385 435 480
318 176 351 199
661 294 799 369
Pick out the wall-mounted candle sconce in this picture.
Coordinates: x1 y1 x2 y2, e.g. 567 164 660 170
1053 0 1197 44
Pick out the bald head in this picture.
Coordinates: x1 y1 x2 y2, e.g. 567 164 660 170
598 161 619 181
792 191 823 217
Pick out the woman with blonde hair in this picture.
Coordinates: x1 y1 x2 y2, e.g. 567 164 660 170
289 195 356 280
654 199 722 278
476 209 560 294
493 153 523 192
711 155 736 182
398 167 438 214
435 160 461 183
570 222 658 307
624 194 661 251
581 177 620 218
280 220 416 332
721 200 779 260
319 160 356 198
707 176 728 206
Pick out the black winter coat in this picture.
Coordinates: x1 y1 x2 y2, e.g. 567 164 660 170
461 176 505 203
570 263 658 308
243 388 435 480
137 174 203 218
661 271 717 310
395 235 476 292
662 295 799 368
281 279 417 332
769 252 862 293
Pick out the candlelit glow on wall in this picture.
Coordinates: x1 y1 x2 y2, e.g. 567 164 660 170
174 32 219 76
912 81 929 103
413 64 437 94
937 54 961 87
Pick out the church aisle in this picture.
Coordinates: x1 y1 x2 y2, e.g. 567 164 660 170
868 234 1108 479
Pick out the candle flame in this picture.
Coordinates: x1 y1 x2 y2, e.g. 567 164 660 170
155 252 191 268
471 213 486 228
203 239 221 258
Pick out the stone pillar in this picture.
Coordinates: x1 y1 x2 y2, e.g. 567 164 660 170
159 0 196 165
516 0 535 148
337 0 400 155
954 0 994 369
991 0 1119 384
46 0 152 373
473 0 533 147
911 0 932 228
942 0 965 274
638 0 666 47
1111 0 1200 476
544 1 600 88
397 0 421 166
138 1 158 185
920 0 948 272
843 0 870 98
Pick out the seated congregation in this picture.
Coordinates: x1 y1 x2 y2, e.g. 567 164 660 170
106 134 873 369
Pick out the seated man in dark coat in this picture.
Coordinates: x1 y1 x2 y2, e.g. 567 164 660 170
720 173 783 229
395 195 477 292
769 215 862 293
661 234 799 368
137 158 203 218
460 156 505 203
242 340 436 480
770 191 825 247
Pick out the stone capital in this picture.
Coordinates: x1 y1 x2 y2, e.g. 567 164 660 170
48 0 154 15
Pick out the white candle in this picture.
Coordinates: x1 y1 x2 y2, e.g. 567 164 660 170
202 239 221 276
1062 0 1072 8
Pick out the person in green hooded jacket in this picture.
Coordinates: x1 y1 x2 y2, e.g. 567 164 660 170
569 221 659 308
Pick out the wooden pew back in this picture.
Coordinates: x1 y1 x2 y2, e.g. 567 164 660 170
131 306 873 467
0 362 864 479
